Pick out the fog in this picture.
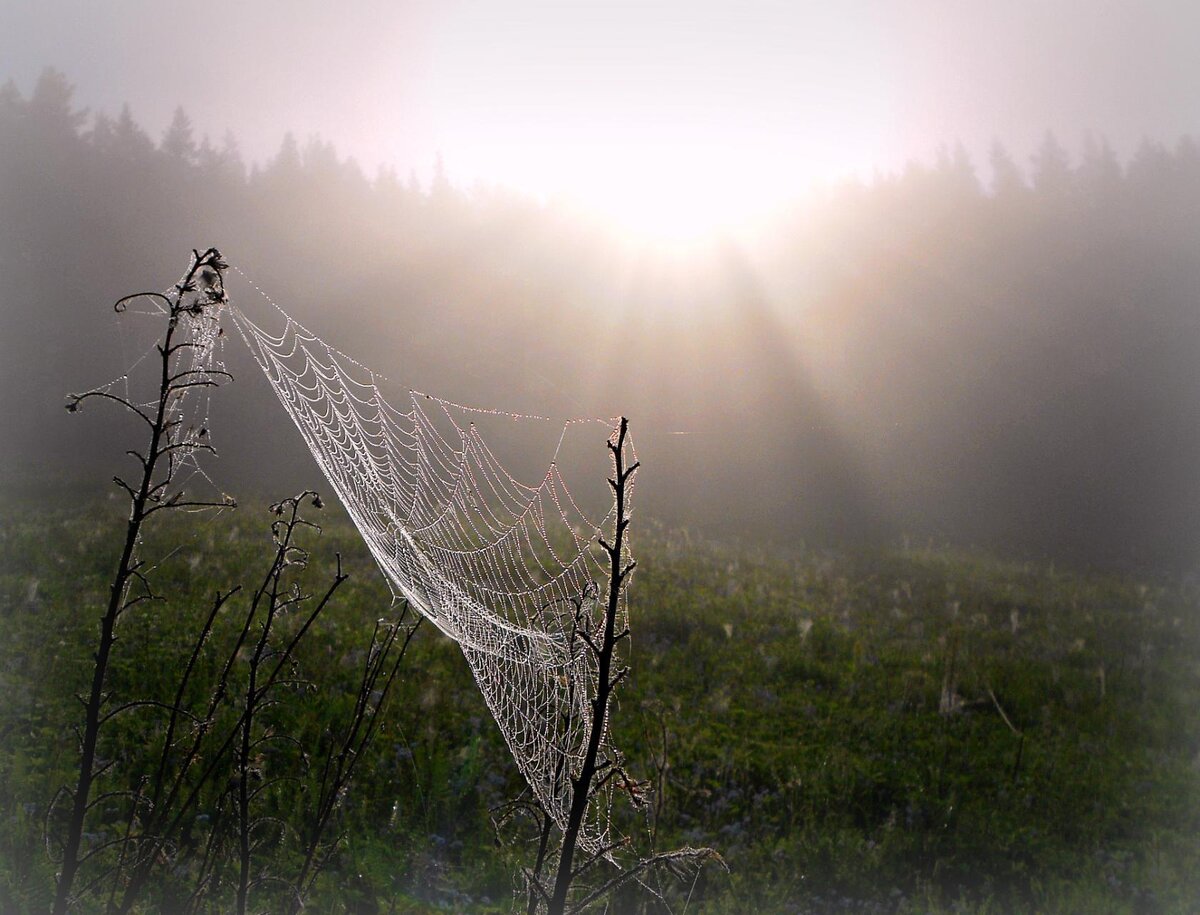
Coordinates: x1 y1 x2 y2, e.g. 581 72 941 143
4 1 1198 214
2 2 1199 573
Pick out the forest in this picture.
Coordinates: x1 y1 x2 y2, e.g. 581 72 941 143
3 67 1200 573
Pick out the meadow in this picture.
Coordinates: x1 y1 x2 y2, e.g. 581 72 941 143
1 487 1198 913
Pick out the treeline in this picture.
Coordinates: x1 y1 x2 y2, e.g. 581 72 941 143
3 67 1200 572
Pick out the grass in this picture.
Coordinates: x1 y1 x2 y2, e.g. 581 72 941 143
1 489 1198 912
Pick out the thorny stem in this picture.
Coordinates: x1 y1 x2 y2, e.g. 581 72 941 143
546 417 638 915
53 248 228 915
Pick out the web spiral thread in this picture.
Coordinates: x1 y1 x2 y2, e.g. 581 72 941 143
228 299 632 850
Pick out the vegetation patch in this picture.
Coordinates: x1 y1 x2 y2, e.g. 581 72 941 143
2 497 1197 912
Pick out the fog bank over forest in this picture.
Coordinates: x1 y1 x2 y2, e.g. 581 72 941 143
3 68 1200 573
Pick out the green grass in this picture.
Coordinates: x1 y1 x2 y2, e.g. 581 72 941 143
1 492 1198 912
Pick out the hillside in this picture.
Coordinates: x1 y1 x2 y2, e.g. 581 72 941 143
2 493 1197 912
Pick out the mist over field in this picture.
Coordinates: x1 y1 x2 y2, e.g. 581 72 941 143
3 70 1200 573
2 1 1199 575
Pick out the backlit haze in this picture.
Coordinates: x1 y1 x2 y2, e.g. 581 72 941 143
4 1 1200 573
3 0 1196 243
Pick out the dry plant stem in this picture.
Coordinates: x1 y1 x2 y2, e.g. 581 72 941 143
112 582 256 915
524 753 569 915
546 417 638 915
150 587 240 820
570 846 715 912
116 496 347 915
235 499 310 915
53 248 228 915
651 715 669 847
289 609 422 913
104 779 144 914
236 558 278 915
526 806 555 915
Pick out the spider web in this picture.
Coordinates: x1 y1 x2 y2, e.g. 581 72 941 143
73 261 232 509
226 288 632 850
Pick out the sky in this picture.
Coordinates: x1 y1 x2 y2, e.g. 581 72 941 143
2 0 1198 238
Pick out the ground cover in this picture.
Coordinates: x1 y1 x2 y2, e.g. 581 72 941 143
1 492 1197 912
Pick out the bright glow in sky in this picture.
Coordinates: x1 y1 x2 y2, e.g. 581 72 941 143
2 0 1197 242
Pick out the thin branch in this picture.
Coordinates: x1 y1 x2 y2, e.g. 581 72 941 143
142 496 232 519
572 837 632 879
165 379 223 394
66 391 155 428
111 476 138 501
114 291 173 312
568 847 722 913
987 686 1023 736
98 700 200 728
547 417 635 915
54 247 229 915
169 367 234 384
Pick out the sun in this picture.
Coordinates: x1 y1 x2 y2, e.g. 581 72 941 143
581 172 747 247
468 128 802 250
560 143 788 248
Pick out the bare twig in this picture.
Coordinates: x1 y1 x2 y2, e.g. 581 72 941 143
546 417 637 915
53 247 229 915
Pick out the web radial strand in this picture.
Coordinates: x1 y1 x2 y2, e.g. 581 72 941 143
228 302 632 849
87 275 231 502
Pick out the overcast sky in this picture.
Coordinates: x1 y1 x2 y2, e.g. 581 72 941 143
2 0 1198 231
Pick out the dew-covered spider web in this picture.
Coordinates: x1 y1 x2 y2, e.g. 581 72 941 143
71 256 234 510
225 276 633 852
